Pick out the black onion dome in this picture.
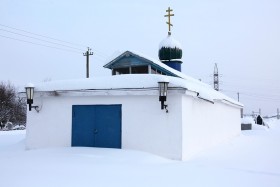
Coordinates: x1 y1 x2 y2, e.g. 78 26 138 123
159 34 182 61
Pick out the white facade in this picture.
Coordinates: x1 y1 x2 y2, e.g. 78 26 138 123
27 92 182 159
182 97 241 159
25 75 242 160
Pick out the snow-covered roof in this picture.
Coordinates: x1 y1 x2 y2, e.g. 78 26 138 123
159 34 182 49
104 50 197 81
31 74 243 107
22 51 242 107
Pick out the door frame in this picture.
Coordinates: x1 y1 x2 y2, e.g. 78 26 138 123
71 104 122 148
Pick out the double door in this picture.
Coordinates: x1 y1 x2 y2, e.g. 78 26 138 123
72 105 121 148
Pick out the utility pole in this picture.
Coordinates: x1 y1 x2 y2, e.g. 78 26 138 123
277 108 279 119
237 92 243 118
83 47 93 78
213 63 219 91
237 92 240 102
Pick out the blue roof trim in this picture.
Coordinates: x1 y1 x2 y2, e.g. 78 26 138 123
103 51 180 78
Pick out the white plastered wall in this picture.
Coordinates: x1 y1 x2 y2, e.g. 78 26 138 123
181 95 241 160
26 93 182 160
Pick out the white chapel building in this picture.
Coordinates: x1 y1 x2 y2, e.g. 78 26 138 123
23 9 243 160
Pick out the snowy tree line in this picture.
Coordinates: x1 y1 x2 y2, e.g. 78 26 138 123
0 82 26 130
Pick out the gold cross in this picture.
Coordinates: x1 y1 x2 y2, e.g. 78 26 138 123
164 7 174 33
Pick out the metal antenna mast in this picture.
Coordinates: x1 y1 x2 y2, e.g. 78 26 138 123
213 63 219 91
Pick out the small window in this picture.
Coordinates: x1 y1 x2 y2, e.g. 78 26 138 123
131 66 148 74
113 68 130 75
151 67 157 74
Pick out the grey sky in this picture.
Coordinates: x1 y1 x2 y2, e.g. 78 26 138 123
0 0 279 115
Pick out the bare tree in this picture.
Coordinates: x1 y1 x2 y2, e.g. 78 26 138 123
0 82 26 129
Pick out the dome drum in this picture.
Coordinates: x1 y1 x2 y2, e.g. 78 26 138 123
161 60 182 72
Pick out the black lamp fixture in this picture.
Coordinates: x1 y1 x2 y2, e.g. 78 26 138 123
158 81 169 113
25 84 39 112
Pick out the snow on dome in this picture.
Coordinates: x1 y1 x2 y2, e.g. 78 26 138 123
159 34 182 49
25 83 35 88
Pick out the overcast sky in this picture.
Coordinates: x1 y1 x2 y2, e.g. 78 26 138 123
0 0 279 115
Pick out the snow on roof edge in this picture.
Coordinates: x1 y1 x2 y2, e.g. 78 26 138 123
28 74 242 107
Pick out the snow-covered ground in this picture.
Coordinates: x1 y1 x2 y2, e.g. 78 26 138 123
0 119 279 187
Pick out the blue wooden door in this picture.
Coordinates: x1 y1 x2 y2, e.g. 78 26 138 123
72 105 121 148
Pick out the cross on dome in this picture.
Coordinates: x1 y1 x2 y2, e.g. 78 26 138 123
164 7 174 34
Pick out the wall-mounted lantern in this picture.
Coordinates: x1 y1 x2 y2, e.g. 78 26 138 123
158 81 169 113
25 84 39 112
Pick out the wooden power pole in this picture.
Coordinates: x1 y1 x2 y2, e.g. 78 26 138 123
83 47 93 78
237 92 240 102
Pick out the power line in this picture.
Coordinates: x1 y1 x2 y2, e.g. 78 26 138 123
0 34 81 54
240 93 280 101
0 23 88 48
221 82 280 94
0 23 111 59
223 89 280 97
94 55 107 62
94 52 110 59
222 89 280 101
222 76 278 83
240 96 280 102
222 81 280 88
0 28 84 52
